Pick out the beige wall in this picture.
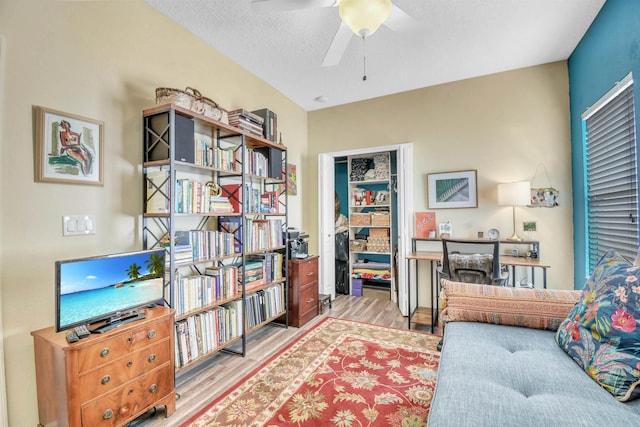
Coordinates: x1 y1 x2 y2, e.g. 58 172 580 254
0 0 575 424
308 62 574 294
0 0 307 424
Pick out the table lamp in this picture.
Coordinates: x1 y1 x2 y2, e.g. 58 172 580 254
498 181 531 241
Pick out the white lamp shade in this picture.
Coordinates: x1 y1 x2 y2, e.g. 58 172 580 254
498 181 531 206
339 0 392 37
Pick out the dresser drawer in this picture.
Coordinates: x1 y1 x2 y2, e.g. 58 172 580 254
81 363 173 426
78 320 172 372
298 282 318 315
296 259 318 286
79 338 171 403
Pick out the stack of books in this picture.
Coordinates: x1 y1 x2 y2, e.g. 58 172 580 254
228 109 264 137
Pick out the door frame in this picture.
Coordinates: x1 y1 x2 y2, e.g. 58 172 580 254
318 143 413 315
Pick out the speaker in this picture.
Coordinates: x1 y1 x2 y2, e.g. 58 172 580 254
146 112 195 163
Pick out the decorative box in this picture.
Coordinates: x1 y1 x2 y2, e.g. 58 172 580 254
350 213 371 226
367 237 390 252
371 212 390 226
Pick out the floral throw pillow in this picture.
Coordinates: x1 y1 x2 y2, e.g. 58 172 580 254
556 249 640 401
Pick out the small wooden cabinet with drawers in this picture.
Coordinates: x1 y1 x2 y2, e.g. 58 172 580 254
31 306 175 427
288 256 319 327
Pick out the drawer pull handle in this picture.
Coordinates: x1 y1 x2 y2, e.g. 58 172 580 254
103 409 113 419
306 298 315 304
127 337 133 344
148 330 156 339
148 354 156 363
101 375 110 385
100 348 110 358
149 384 158 393
128 388 134 395
306 272 314 276
127 360 133 367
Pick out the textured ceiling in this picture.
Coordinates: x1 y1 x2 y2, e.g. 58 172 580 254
145 0 605 111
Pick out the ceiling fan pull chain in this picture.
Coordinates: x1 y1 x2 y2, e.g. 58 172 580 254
362 35 367 81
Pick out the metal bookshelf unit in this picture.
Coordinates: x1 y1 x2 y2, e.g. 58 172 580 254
142 103 288 375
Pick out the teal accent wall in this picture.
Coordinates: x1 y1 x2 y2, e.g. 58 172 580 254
569 0 640 288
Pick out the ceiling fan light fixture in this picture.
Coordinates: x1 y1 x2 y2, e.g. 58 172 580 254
339 0 392 37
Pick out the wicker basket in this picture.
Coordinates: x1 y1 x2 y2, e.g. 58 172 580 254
350 213 371 226
156 87 228 123
350 239 367 252
371 212 390 226
369 228 389 238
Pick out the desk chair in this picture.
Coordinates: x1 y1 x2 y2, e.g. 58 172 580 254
437 239 508 351
440 239 509 286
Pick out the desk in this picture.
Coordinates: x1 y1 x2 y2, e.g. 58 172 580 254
406 251 550 331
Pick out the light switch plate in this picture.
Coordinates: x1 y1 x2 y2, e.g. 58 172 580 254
63 215 96 236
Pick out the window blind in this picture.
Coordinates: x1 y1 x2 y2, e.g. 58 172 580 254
584 75 638 273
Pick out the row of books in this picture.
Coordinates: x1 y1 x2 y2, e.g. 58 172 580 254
175 179 234 214
194 133 238 171
244 218 284 252
175 229 238 262
244 148 271 178
238 252 284 291
146 171 235 214
173 266 239 316
174 301 243 368
228 109 264 137
246 283 285 330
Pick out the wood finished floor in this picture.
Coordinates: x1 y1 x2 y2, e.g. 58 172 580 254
131 295 440 427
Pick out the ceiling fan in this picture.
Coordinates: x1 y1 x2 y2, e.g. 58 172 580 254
250 0 418 67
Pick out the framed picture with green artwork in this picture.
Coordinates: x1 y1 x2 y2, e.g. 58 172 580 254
427 170 477 209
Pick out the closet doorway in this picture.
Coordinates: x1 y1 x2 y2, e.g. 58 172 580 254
318 144 413 315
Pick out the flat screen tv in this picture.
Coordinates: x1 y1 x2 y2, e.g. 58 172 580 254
55 248 166 333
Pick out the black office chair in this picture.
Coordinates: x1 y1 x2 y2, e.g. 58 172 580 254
440 239 509 286
436 239 509 351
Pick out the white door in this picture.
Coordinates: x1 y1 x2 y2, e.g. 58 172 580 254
396 144 413 316
318 154 336 298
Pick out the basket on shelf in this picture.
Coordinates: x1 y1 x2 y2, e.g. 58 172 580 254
350 239 368 252
155 87 228 124
371 212 390 226
350 213 371 226
369 228 390 238
367 237 390 253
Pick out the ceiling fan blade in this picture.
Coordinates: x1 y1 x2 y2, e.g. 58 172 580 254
250 0 335 13
322 22 353 67
383 5 420 33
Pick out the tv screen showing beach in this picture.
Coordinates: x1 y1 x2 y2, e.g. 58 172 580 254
56 249 165 331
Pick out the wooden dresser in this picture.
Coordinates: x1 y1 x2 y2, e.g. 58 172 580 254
31 306 175 427
288 256 319 327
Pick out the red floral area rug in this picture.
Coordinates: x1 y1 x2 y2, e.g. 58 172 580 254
181 317 440 427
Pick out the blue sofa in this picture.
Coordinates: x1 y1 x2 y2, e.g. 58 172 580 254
428 273 640 426
428 321 640 426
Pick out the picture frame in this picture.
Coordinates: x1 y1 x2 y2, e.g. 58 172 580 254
35 106 104 185
427 170 477 209
278 163 297 195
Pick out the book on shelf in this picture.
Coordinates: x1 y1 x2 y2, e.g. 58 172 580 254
221 183 261 213
219 216 243 253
